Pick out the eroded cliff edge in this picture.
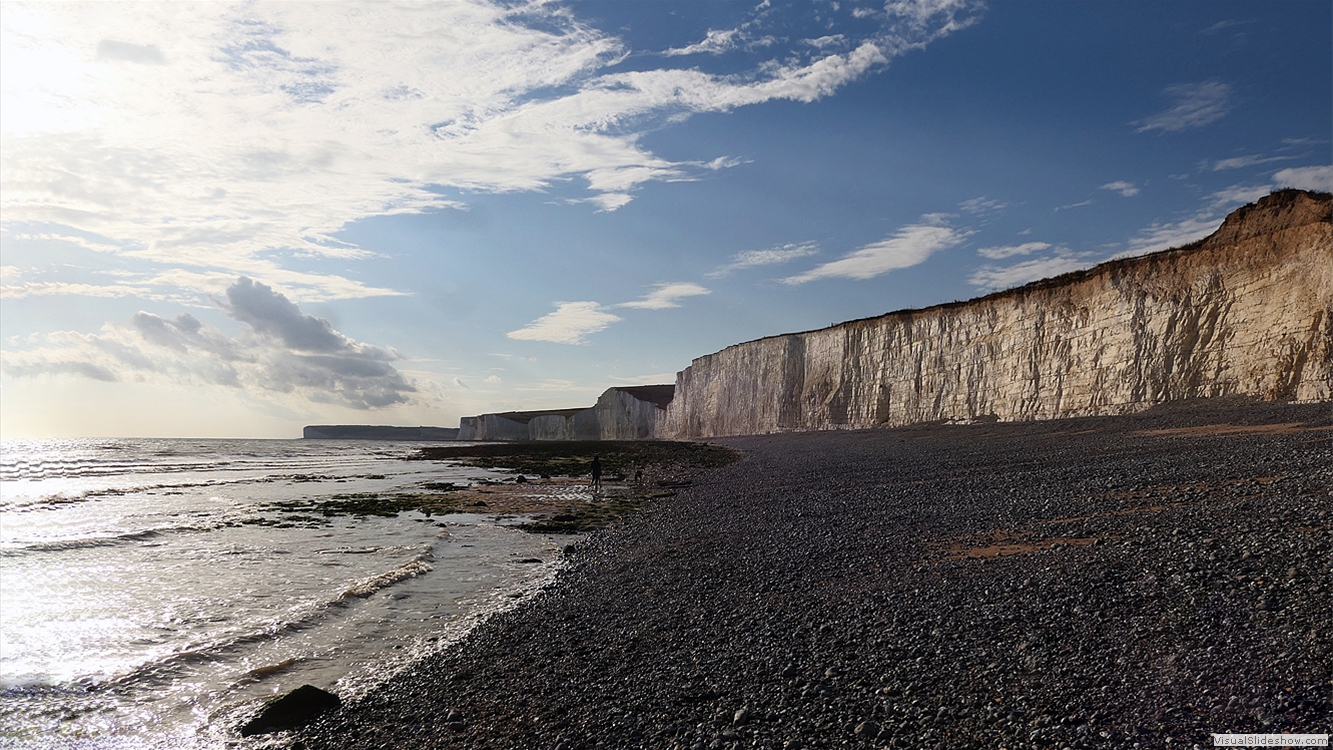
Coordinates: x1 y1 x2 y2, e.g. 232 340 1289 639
662 190 1332 438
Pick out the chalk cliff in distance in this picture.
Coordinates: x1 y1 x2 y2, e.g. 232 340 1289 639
457 386 674 441
661 189 1332 438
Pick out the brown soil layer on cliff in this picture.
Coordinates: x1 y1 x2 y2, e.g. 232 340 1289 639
296 398 1331 750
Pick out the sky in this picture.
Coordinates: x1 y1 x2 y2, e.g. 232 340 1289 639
1 0 1330 439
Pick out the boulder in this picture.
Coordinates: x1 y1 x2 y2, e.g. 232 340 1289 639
239 684 341 736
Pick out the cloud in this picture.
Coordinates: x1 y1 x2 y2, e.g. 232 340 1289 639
1199 19 1253 35
620 282 711 310
1 0 978 303
706 241 819 277
967 254 1091 291
1099 181 1140 197
1280 137 1326 148
0 281 155 300
1206 154 1295 171
665 28 744 56
2 277 415 409
506 302 622 345
1134 82 1233 133
976 241 1051 260
1115 214 1220 258
958 196 1006 214
96 40 164 64
223 277 351 353
1207 184 1275 210
1273 165 1333 192
783 216 969 284
1055 199 1093 211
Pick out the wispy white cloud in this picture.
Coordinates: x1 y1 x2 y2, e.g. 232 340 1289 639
0 281 156 300
1055 199 1093 211
958 196 1007 214
1 277 415 409
1115 214 1220 258
968 254 1091 291
11 233 125 254
620 282 711 310
804 35 848 49
1273 165 1333 192
1199 19 1254 35
1134 81 1233 133
506 302 622 345
1207 184 1274 210
1206 154 1295 171
976 241 1051 260
783 216 969 284
665 28 745 56
1100 181 1140 197
706 241 819 278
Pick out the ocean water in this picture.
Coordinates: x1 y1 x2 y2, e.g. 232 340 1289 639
0 438 572 749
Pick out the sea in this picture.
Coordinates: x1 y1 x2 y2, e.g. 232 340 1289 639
0 438 574 749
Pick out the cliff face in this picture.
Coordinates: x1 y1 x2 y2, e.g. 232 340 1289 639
663 190 1332 438
458 387 673 441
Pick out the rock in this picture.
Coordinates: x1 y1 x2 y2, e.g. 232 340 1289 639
854 720 880 739
734 707 751 725
239 684 341 736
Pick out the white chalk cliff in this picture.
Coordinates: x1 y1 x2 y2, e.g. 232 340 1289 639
660 189 1332 438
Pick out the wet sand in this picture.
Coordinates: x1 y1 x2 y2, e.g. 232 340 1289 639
293 398 1331 749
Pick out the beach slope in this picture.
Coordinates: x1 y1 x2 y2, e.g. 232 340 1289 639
297 398 1330 749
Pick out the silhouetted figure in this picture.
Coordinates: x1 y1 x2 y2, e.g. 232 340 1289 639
633 467 644 486
590 455 603 491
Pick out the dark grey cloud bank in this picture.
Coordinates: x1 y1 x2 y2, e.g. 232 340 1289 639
10 277 414 410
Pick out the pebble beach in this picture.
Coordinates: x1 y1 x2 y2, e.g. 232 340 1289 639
295 398 1331 750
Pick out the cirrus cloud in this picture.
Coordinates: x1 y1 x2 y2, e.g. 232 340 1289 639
506 301 622 345
619 282 711 310
1134 81 1233 133
783 216 970 284
706 241 820 278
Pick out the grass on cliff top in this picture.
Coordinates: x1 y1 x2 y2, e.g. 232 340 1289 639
413 440 740 479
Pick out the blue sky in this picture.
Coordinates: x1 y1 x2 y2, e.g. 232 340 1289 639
1 0 1329 439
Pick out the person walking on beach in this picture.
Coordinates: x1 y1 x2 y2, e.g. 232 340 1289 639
590 455 603 491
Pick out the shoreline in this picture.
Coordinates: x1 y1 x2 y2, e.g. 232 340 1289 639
294 398 1331 749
